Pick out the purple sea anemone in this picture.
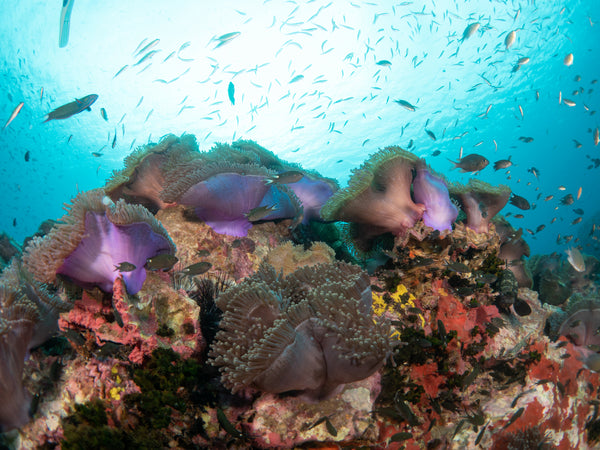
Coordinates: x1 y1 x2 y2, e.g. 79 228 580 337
0 284 39 432
209 261 391 399
321 146 425 237
450 179 511 234
287 174 338 223
161 162 301 237
22 189 176 295
412 163 458 232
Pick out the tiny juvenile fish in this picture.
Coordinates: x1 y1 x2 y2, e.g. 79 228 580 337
425 129 436 141
3 101 24 129
564 53 574 66
518 136 534 143
227 81 235 105
460 22 480 41
289 74 304 83
100 108 108 121
376 59 392 67
245 204 277 221
214 31 241 48
563 98 576 107
528 167 540 180
24 150 30 162
181 261 212 276
594 127 599 146
265 170 304 185
448 153 489 172
114 262 136 272
43 94 98 122
505 30 516 49
394 99 416 111
145 253 179 271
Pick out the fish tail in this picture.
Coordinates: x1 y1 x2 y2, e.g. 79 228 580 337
446 158 458 169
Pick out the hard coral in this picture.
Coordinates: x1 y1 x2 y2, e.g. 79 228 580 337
0 284 39 432
321 146 425 237
450 179 511 234
412 163 458 232
22 189 175 295
210 261 391 399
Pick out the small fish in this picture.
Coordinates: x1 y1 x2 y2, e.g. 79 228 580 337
561 194 574 205
91 152 103 157
558 185 566 191
573 139 582 148
100 108 108 121
265 171 304 185
564 53 574 66
460 22 480 42
517 57 530 65
565 247 585 272
505 30 516 49
545 195 554 201
227 82 235 105
594 127 599 146
133 49 160 66
563 99 576 107
111 132 117 149
135 38 160 57
376 59 392 67
43 94 99 122
573 208 584 215
572 217 583 225
245 204 278 221
114 262 136 272
445 261 471 273
536 224 545 233
513 214 525 219
510 194 531 210
527 167 540 180
394 99 416 111
577 187 582 200
432 150 441 156
145 254 179 271
24 150 30 162
425 129 436 141
518 136 534 143
181 261 212 276
113 65 128 79
3 101 24 129
448 153 489 172
289 74 304 83
493 156 512 171
214 31 241 48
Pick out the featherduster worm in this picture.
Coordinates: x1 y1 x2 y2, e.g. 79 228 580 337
22 189 176 295
0 284 39 432
412 164 458 232
209 261 391 399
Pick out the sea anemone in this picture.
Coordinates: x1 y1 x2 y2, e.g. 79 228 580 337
412 163 458 232
206 140 287 170
209 261 391 399
287 172 338 223
161 161 301 237
321 146 425 237
558 296 600 350
105 133 200 212
450 179 511 234
22 189 176 295
0 259 72 349
0 284 39 432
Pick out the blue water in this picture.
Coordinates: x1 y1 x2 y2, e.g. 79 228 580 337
1 0 599 257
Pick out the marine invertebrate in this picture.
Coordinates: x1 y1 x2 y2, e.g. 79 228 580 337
412 163 458 232
161 162 301 237
22 189 176 295
286 173 338 223
0 284 39 432
321 146 425 237
105 133 200 212
558 296 600 350
450 179 511 234
209 261 391 399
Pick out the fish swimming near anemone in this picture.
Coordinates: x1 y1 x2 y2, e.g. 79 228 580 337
43 94 99 122
493 156 512 171
565 247 586 272
448 153 489 173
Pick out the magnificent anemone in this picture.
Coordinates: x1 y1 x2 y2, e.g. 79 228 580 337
105 133 201 212
287 172 338 223
205 140 287 170
0 284 39 432
412 162 458 232
450 179 511 234
22 189 176 295
161 161 302 237
209 261 391 399
321 146 425 237
0 259 72 349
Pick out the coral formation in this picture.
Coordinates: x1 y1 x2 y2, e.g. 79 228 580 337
22 189 176 295
209 261 391 399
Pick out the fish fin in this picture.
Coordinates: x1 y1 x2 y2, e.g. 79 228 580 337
86 107 91 111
